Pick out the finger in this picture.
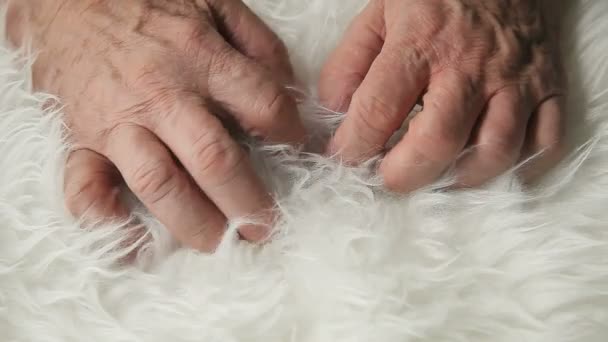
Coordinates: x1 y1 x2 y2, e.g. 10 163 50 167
137 10 306 144
106 125 226 252
520 96 566 182
152 99 274 242
318 0 386 111
205 0 295 85
205 36 306 144
64 149 128 221
328 43 431 162
380 70 484 192
454 88 531 187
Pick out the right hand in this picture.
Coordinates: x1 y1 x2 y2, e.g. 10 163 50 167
7 0 306 251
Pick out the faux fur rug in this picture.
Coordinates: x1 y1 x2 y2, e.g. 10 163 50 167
2 1 608 341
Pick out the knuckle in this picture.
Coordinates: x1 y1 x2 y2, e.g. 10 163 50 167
409 46 432 69
127 54 165 86
118 59 185 125
253 89 291 128
192 132 245 185
179 18 206 38
487 141 520 165
436 69 479 100
128 69 181 105
354 94 401 135
388 36 438 68
489 110 521 136
132 66 173 93
114 92 179 131
410 120 462 162
482 123 522 164
131 160 178 205
208 46 238 76
64 176 115 217
178 19 215 57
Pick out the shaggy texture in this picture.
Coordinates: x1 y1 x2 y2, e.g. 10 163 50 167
1 0 608 341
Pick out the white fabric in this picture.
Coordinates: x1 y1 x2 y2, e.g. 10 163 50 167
1 1 608 341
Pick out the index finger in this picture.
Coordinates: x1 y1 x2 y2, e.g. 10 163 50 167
153 97 274 242
328 43 430 162
202 30 307 145
106 125 227 252
380 70 484 192
319 0 386 111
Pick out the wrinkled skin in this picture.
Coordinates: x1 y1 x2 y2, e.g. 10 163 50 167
7 0 566 252
7 0 306 251
320 0 566 192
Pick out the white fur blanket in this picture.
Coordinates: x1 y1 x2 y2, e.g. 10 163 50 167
1 1 608 341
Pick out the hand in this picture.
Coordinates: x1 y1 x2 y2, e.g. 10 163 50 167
320 0 565 192
8 0 306 251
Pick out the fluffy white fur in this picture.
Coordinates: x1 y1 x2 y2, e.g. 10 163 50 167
1 0 608 341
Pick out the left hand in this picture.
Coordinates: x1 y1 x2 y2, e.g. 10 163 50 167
320 0 566 192
8 0 304 251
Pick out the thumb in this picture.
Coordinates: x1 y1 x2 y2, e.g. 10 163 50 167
206 0 295 85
